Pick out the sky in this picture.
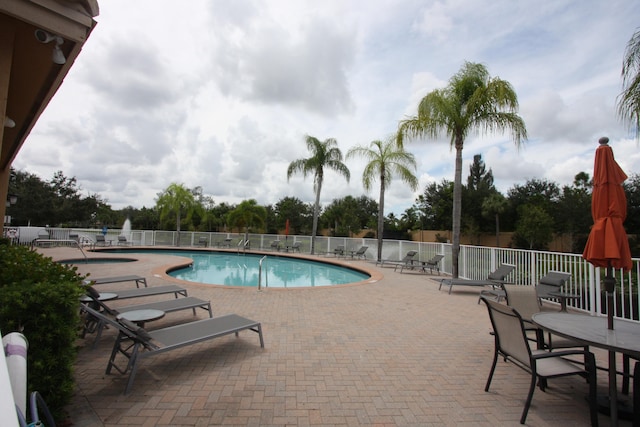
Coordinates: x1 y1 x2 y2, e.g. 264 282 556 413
13 0 640 215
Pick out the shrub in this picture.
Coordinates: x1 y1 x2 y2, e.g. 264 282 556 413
0 242 85 421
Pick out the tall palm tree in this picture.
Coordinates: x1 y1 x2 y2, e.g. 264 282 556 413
481 192 508 247
347 136 418 262
287 135 350 254
226 199 267 245
398 62 527 278
617 28 640 135
155 183 199 246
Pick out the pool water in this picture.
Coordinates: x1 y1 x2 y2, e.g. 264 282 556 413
111 250 370 287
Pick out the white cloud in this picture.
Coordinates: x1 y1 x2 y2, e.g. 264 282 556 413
12 0 640 217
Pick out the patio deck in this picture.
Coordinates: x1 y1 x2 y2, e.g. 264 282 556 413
41 247 632 426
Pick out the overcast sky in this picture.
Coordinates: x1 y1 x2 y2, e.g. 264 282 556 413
13 0 640 215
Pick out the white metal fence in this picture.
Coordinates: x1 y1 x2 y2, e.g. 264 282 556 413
4 226 639 322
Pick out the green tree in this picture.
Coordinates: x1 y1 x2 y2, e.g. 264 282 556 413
415 179 454 230
226 199 267 243
617 28 640 135
398 62 527 277
347 136 418 261
481 192 508 247
514 204 554 250
287 135 350 254
505 179 560 232
155 183 199 245
556 173 592 252
273 196 312 235
463 154 498 239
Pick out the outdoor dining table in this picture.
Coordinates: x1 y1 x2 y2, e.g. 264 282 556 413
532 311 640 426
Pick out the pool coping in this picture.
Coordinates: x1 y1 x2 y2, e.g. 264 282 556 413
93 246 383 289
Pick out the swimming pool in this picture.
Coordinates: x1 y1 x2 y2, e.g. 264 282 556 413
108 250 371 288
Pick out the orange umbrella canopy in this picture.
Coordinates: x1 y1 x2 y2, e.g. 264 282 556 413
582 139 632 272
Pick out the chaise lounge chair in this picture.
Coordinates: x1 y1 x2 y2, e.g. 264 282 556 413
88 275 148 288
377 250 417 268
81 287 212 347
94 234 111 247
269 240 281 251
197 236 208 247
348 246 368 259
397 254 444 274
435 263 515 296
331 245 345 257
80 305 265 394
84 279 188 299
117 235 131 245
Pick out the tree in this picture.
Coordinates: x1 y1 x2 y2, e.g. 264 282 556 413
505 178 560 232
617 28 640 136
398 62 527 277
514 204 554 250
556 173 592 252
155 183 199 245
321 195 378 237
226 199 267 244
463 154 498 236
287 135 350 254
273 196 312 235
414 179 454 230
347 136 418 261
481 193 507 247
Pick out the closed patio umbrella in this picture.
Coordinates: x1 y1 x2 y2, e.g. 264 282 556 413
582 137 632 426
582 137 632 328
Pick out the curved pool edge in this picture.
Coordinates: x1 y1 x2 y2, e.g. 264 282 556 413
142 249 384 289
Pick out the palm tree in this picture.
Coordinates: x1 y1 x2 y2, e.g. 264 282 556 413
155 183 199 246
617 28 640 135
347 136 418 262
226 199 267 245
481 192 508 247
287 135 350 254
398 61 527 278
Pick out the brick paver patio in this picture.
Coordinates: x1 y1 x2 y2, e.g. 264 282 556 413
40 247 631 426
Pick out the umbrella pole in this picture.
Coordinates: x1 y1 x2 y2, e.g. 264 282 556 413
604 266 615 330
604 264 619 425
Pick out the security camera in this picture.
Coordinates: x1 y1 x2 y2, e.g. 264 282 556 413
35 29 57 44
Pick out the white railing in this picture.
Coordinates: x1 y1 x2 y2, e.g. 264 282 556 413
4 226 639 322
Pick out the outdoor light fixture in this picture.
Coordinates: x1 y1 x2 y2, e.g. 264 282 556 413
34 29 66 65
4 116 15 128
6 194 17 208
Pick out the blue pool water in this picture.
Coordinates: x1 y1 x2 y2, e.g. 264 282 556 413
109 250 370 287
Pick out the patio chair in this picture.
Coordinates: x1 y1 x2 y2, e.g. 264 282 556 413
290 241 301 252
80 305 264 394
94 234 111 247
332 245 345 257
117 235 131 245
435 263 515 296
197 236 208 247
536 270 572 299
480 297 598 426
503 284 586 352
269 240 281 251
349 246 368 259
377 250 417 268
219 237 232 248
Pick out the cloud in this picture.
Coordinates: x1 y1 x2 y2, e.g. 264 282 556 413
11 0 640 218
